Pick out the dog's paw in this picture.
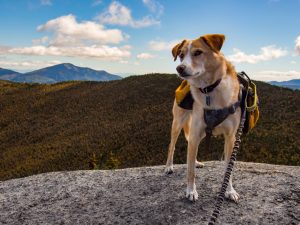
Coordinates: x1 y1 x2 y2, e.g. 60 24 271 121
186 186 198 201
225 189 240 203
195 161 204 168
164 165 174 174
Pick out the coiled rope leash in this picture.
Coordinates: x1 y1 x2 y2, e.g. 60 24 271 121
207 110 246 225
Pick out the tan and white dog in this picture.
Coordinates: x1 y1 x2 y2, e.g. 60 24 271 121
165 34 241 202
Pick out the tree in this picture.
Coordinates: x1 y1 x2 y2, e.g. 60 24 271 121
105 151 120 169
89 152 99 170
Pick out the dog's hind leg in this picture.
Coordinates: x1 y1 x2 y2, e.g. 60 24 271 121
224 134 240 202
165 101 191 174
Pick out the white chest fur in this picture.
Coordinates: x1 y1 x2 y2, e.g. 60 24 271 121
190 75 238 109
189 74 241 136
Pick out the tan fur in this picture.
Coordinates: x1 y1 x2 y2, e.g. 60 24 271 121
226 60 236 77
166 34 241 202
172 40 187 61
201 34 225 52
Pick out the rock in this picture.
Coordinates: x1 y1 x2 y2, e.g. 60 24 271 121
0 161 299 225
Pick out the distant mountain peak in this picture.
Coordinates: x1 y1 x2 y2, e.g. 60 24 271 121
0 63 121 83
61 63 74 66
56 63 76 68
269 79 300 90
0 68 21 81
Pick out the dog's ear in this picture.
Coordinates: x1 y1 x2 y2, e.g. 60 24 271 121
200 34 225 52
172 40 187 61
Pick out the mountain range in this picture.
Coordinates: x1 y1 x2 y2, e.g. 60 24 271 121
0 63 121 83
269 79 300 90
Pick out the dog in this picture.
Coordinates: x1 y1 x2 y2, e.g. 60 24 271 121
165 34 241 202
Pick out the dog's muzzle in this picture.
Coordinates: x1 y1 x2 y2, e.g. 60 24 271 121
176 65 190 78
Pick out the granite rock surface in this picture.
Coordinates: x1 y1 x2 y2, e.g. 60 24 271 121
0 161 299 225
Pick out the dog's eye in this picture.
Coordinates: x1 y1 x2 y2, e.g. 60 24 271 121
179 53 184 59
193 50 203 56
179 52 184 60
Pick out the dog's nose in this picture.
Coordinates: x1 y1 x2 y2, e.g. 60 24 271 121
176 65 186 74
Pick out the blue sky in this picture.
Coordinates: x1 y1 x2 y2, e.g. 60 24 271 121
0 0 299 81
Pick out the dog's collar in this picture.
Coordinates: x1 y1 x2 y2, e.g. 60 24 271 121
199 79 222 94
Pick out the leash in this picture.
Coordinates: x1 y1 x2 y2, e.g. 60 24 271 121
207 109 246 225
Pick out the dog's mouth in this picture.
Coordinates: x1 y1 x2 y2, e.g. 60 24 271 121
194 71 204 77
178 72 192 79
179 71 201 79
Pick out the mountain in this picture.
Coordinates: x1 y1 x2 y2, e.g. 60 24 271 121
0 63 121 83
0 74 299 181
0 162 299 225
0 68 21 80
269 79 300 90
20 63 122 83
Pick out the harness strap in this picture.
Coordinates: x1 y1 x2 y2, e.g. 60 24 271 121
204 101 240 151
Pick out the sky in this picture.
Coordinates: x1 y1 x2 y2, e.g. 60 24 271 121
0 0 300 81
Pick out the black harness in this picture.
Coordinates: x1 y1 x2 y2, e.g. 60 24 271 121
176 76 245 151
200 79 241 151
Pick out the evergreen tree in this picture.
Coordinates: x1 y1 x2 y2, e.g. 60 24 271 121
105 151 119 169
89 152 99 170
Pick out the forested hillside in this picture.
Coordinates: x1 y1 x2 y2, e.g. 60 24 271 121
0 74 299 180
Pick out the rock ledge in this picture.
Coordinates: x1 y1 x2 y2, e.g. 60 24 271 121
0 161 299 225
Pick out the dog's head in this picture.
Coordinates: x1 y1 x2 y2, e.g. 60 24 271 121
172 34 225 80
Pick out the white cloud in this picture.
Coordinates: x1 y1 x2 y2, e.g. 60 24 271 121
0 15 132 61
37 14 125 46
32 36 49 45
97 1 160 28
0 60 61 70
149 40 179 51
253 70 300 81
0 46 10 54
290 60 297 64
97 1 131 26
41 0 52 6
295 35 300 55
3 45 131 60
92 0 102 6
142 0 164 16
228 45 288 64
137 53 155 59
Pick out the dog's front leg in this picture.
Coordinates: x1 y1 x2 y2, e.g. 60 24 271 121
224 133 240 202
165 101 190 174
186 110 205 201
